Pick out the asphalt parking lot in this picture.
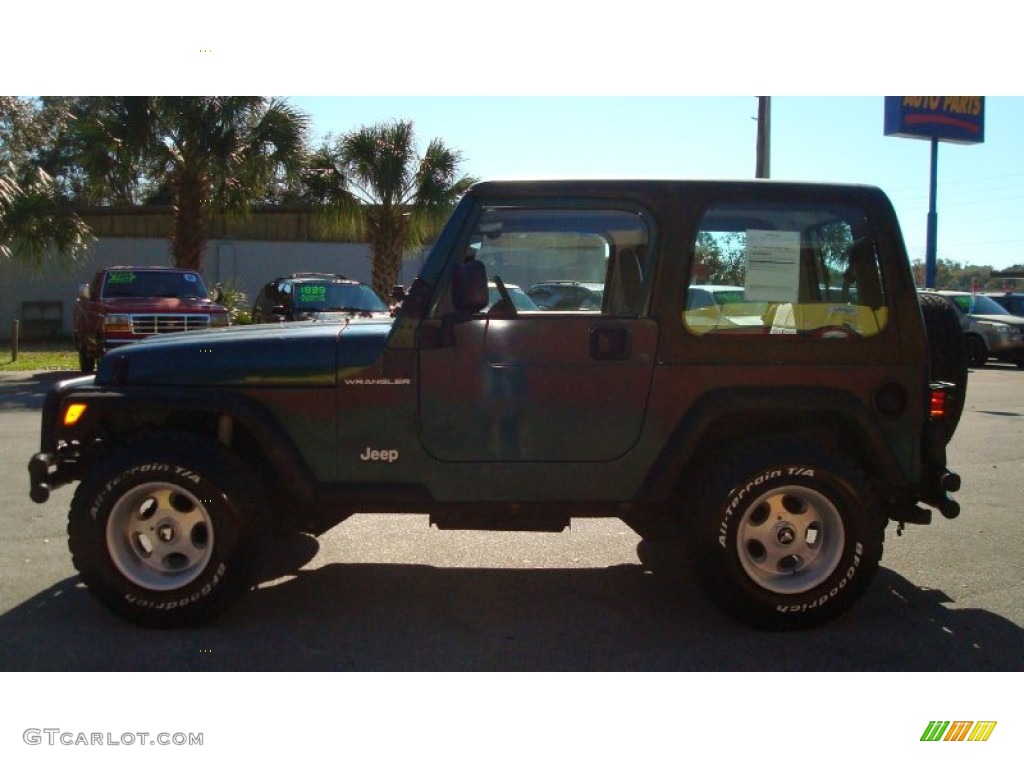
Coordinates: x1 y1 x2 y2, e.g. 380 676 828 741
0 366 1021 671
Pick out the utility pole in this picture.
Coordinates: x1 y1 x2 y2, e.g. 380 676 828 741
925 137 939 288
756 96 771 179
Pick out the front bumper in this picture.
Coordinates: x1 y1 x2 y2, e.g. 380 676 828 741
27 375 96 503
985 332 1024 360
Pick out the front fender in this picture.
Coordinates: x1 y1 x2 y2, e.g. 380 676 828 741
34 385 321 509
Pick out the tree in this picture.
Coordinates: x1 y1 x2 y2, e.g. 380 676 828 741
0 97 93 267
47 97 157 205
328 119 477 299
910 258 1012 292
695 231 745 284
76 97 310 271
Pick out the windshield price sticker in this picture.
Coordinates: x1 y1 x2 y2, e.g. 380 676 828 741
298 285 327 303
743 230 801 303
107 272 137 285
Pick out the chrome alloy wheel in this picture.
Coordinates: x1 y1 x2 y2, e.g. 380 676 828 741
105 482 214 591
735 484 845 594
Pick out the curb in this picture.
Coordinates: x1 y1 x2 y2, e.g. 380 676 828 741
0 370 84 384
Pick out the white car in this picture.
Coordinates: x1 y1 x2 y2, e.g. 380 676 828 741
486 282 538 312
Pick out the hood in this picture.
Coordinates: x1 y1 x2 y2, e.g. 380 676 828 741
971 313 1024 326
96 318 393 387
94 296 227 313
292 309 392 321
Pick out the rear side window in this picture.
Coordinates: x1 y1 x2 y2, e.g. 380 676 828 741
684 202 888 338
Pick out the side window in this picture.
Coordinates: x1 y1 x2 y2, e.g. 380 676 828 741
684 202 888 338
449 205 652 316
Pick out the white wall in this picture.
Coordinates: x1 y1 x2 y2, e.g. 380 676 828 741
2 237 429 338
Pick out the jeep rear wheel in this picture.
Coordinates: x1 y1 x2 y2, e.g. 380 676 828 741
68 433 264 627
694 437 885 630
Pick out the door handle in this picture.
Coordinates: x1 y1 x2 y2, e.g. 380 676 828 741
590 326 631 360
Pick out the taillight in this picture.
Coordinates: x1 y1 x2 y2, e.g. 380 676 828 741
929 388 948 420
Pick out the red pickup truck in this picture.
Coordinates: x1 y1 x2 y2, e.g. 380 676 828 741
73 266 230 372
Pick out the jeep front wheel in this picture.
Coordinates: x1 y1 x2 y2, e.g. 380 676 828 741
67 434 264 627
694 438 885 630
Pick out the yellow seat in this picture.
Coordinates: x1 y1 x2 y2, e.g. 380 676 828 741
768 303 887 336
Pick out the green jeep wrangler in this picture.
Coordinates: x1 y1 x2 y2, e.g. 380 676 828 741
29 180 966 630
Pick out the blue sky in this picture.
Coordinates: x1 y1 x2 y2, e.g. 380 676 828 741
288 96 1024 271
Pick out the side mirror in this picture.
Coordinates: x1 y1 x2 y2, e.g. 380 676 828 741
452 260 488 313
209 286 223 303
77 283 91 300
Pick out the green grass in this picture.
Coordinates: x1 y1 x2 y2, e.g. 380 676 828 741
0 341 78 371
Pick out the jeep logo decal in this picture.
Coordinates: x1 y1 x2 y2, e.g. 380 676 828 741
360 447 399 463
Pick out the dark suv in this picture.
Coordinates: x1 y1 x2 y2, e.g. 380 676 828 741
29 180 965 631
987 291 1024 317
251 273 389 323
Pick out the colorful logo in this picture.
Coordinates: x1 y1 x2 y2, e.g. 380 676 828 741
921 721 997 742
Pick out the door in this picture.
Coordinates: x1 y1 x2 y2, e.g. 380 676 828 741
418 203 658 462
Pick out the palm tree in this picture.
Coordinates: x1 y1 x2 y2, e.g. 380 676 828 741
0 162 93 267
0 97 93 267
332 119 477 299
77 97 310 271
53 97 156 206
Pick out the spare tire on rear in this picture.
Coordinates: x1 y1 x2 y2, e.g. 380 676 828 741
918 292 968 441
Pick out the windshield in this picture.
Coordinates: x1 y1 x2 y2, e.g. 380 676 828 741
949 294 1010 316
102 270 209 299
293 282 388 312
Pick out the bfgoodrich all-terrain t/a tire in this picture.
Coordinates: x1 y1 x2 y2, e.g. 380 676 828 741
67 433 265 628
694 437 886 630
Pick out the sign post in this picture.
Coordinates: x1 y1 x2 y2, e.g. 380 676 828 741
884 97 985 288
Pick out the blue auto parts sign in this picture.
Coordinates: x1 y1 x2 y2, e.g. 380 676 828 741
884 96 985 144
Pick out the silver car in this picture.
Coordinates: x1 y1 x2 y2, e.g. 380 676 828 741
932 290 1024 367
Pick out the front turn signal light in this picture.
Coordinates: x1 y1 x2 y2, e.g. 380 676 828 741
103 314 132 333
63 403 87 426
